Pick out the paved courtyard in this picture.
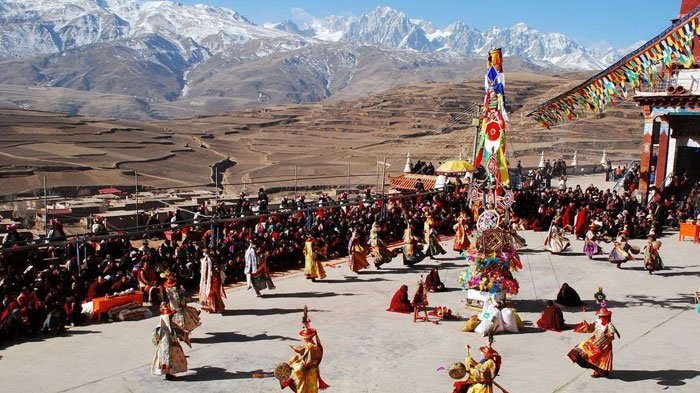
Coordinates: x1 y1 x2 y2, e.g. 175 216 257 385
1 175 699 393
1 229 698 393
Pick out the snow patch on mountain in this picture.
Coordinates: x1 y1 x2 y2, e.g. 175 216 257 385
1 1 639 72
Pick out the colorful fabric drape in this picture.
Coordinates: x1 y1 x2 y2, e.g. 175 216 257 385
474 48 510 186
528 5 700 128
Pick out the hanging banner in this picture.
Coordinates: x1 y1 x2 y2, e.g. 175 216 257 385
528 5 700 128
474 48 510 186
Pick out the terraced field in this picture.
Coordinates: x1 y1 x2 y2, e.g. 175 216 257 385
0 72 643 197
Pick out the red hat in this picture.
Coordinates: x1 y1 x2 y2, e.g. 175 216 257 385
479 344 499 359
299 326 318 340
596 307 612 318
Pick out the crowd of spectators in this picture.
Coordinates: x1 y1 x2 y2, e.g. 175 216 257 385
512 169 699 240
409 160 436 175
2 169 698 346
0 188 463 345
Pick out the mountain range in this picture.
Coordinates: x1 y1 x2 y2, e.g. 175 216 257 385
0 0 642 119
270 7 640 70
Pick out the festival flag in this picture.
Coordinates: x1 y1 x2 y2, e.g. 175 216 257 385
474 48 510 186
527 4 700 127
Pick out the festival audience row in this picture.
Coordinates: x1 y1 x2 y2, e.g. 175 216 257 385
1 172 698 344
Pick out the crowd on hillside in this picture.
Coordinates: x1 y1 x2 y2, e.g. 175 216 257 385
1 169 699 345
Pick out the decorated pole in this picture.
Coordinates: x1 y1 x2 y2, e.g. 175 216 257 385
473 48 510 186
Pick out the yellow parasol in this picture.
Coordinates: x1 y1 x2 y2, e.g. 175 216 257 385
436 160 476 175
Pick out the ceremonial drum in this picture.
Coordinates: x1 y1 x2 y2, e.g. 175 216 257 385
629 245 641 255
274 363 292 383
448 362 467 379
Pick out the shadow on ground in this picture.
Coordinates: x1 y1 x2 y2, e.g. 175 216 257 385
261 291 355 299
0 329 102 350
175 366 269 382
516 292 697 313
190 331 294 344
222 308 324 317
609 369 700 386
654 264 700 277
316 278 390 283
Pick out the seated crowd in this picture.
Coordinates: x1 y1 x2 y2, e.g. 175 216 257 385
0 189 466 344
1 169 698 345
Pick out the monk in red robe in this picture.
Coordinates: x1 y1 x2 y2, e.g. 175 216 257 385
137 261 160 303
537 300 565 331
387 285 413 313
574 206 589 240
562 203 575 233
424 267 446 292
85 276 108 302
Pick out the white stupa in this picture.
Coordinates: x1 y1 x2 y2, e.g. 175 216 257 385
434 174 448 190
571 151 578 167
600 149 607 165
403 152 412 173
538 152 545 168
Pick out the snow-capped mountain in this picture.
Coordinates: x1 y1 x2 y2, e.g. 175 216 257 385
282 6 634 70
0 1 640 119
0 0 301 60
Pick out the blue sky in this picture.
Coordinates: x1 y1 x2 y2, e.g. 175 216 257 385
180 0 681 48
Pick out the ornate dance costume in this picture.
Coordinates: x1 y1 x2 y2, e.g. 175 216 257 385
453 212 471 252
151 305 190 378
568 307 619 377
583 227 602 259
608 236 634 267
508 228 527 250
348 231 370 273
545 224 570 254
199 253 226 313
643 237 664 274
279 307 329 393
402 227 425 266
369 224 393 268
451 344 502 393
304 238 327 280
245 244 276 295
163 275 201 333
424 215 446 258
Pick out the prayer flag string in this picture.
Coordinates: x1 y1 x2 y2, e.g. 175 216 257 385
527 5 700 128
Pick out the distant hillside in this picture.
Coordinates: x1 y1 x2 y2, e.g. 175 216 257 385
0 0 642 120
0 72 644 197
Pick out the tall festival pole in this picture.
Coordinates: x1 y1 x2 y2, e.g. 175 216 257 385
473 48 510 186
134 171 139 231
43 175 49 238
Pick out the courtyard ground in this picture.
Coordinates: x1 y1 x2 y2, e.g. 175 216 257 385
1 175 698 393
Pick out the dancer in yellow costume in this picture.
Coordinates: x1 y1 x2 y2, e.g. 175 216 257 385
279 307 329 392
303 236 326 281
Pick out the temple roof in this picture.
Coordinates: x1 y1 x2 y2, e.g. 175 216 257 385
388 174 436 192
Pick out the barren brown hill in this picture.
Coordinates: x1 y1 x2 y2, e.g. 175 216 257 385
0 72 643 198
